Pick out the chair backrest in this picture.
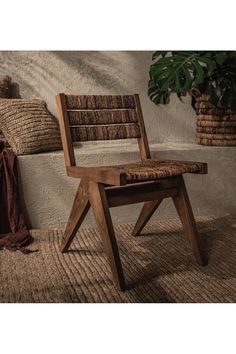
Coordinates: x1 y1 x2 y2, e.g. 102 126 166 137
56 93 151 167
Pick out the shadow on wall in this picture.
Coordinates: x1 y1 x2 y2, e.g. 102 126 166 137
0 51 130 98
124 51 196 143
0 51 65 99
53 51 126 91
0 51 197 143
10 82 21 98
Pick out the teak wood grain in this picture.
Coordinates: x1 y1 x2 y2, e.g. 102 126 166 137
172 175 205 265
60 179 90 252
134 94 151 160
89 182 126 291
132 199 164 236
55 93 208 291
56 94 76 167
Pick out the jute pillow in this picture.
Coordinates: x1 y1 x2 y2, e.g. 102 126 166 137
0 75 11 98
0 99 62 155
0 76 11 146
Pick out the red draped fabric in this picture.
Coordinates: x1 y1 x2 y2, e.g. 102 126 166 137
0 141 35 253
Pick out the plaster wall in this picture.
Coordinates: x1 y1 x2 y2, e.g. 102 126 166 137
0 51 196 144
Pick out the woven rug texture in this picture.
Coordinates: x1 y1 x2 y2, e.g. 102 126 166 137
0 215 235 303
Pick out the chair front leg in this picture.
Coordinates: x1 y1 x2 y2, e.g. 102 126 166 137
60 178 90 252
89 181 126 291
172 175 205 266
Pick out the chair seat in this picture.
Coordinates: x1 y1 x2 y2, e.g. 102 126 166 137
115 159 207 182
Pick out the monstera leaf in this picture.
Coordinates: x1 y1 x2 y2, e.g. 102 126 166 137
148 51 220 105
207 57 236 110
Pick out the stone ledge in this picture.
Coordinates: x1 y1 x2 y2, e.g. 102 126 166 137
18 141 236 158
17 143 236 229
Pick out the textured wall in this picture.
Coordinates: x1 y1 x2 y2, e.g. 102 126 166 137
0 51 197 144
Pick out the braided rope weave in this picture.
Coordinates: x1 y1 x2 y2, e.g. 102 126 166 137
0 99 62 155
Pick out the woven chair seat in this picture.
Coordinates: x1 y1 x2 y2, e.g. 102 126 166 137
113 159 206 182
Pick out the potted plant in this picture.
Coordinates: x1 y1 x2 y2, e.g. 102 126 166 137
148 51 236 146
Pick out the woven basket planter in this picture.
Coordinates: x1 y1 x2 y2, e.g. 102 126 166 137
195 95 236 146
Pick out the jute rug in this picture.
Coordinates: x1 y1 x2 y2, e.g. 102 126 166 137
0 215 235 303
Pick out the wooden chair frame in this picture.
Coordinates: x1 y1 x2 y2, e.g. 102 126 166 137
56 93 207 291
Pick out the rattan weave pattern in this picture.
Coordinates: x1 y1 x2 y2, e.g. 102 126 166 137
0 99 62 154
70 123 141 142
68 109 138 125
0 76 11 146
196 138 236 146
65 94 136 110
103 159 205 181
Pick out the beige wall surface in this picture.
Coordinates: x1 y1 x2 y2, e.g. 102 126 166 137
0 51 197 144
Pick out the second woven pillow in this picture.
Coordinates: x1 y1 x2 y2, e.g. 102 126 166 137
0 75 11 98
0 99 62 155
0 75 12 147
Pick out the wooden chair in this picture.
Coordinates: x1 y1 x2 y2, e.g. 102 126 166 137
56 93 207 291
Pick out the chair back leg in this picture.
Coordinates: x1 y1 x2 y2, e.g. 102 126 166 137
89 182 126 291
172 175 205 265
60 179 90 252
132 198 163 236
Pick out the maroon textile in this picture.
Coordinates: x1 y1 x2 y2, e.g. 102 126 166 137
0 141 35 253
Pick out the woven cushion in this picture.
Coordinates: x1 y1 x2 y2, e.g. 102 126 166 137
113 159 207 181
0 99 62 155
0 75 11 98
0 76 11 147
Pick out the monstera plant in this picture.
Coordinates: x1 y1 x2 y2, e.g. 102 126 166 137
148 51 236 146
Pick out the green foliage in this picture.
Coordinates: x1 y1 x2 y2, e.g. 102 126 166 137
148 51 236 110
